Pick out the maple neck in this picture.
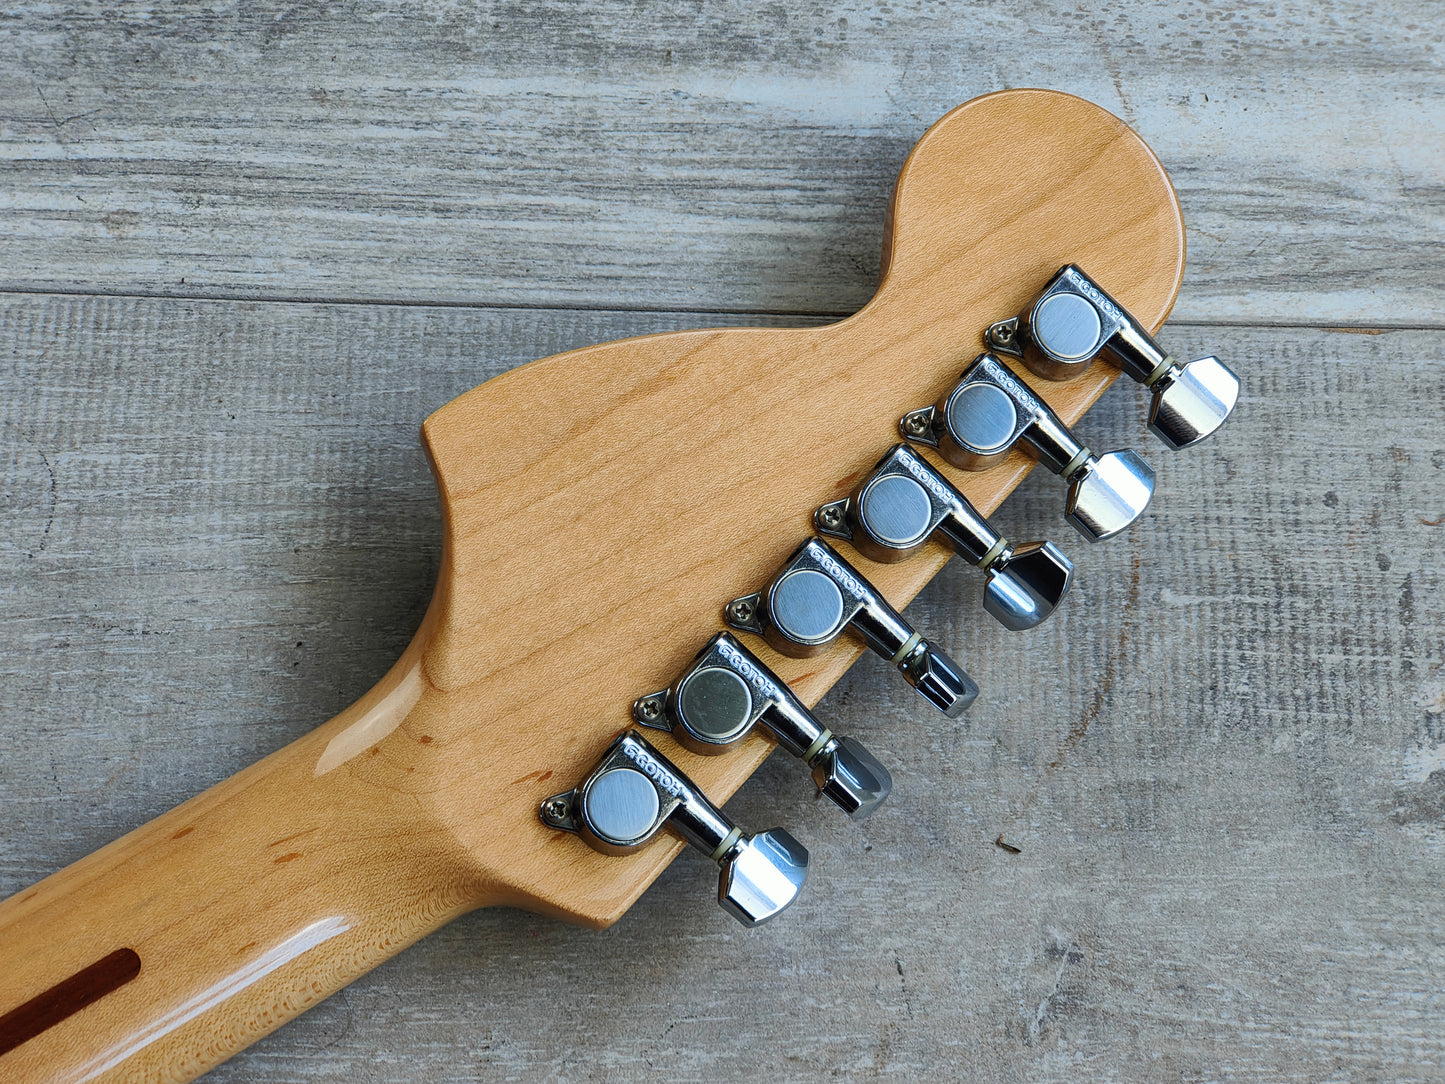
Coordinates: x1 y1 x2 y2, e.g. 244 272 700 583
0 88 1187 1081
0 616 499 1082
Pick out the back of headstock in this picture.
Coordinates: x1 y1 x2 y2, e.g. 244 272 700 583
0 87 1206 1083
420 87 1186 925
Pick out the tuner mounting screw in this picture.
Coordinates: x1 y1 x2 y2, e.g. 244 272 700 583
636 695 663 721
817 505 843 530
984 316 1024 357
903 413 930 437
728 599 754 624
542 798 570 823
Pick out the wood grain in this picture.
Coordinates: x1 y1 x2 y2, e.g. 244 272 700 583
418 89 1182 925
0 0 1440 324
3 300 1442 1080
1 0 1442 1077
0 91 1182 1079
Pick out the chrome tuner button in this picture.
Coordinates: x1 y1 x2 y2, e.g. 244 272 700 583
726 538 978 717
811 737 891 820
1065 449 1155 542
1147 355 1239 451
718 829 809 928
541 731 809 927
635 631 892 819
986 264 1239 448
900 353 1155 542
815 443 1073 630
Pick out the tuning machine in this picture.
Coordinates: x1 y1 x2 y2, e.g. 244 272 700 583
541 730 809 927
900 353 1154 542
986 264 1239 449
726 537 977 718
633 631 891 819
815 443 1072 631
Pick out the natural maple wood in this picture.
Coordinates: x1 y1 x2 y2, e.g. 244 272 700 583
0 89 1182 1082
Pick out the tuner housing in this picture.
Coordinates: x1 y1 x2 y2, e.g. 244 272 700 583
634 632 892 819
814 443 1074 630
541 732 811 927
989 263 1239 449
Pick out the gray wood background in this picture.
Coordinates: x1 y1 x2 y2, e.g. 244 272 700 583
2 2 1441 1081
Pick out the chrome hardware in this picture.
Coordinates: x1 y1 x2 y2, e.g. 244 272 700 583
634 631 891 819
814 443 1073 631
986 264 1240 449
541 730 809 927
726 538 978 718
901 353 1155 542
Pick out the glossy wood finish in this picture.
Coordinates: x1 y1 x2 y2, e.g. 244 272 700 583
0 950 141 1057
421 89 1182 924
0 90 1182 1081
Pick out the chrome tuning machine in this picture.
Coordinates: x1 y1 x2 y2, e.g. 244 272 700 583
985 264 1239 449
634 631 891 819
726 538 977 718
541 730 809 927
900 353 1154 542
815 443 1072 631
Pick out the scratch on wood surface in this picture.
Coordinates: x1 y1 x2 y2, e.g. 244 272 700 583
1028 933 1087 1044
1048 553 1143 773
268 828 320 848
988 552 1144 847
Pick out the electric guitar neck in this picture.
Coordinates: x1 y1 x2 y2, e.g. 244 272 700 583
0 89 1234 1082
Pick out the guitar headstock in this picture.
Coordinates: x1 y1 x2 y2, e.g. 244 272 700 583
368 89 1185 927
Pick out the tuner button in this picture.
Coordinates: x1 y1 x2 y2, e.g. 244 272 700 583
717 828 809 927
770 568 846 645
579 767 662 848
1064 450 1155 541
676 666 754 745
983 540 1074 632
1148 355 1240 450
810 736 892 820
898 639 978 719
857 473 934 548
1031 290 1104 364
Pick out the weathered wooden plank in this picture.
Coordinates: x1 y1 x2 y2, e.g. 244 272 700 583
1 292 1441 1079
1 1 1440 323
